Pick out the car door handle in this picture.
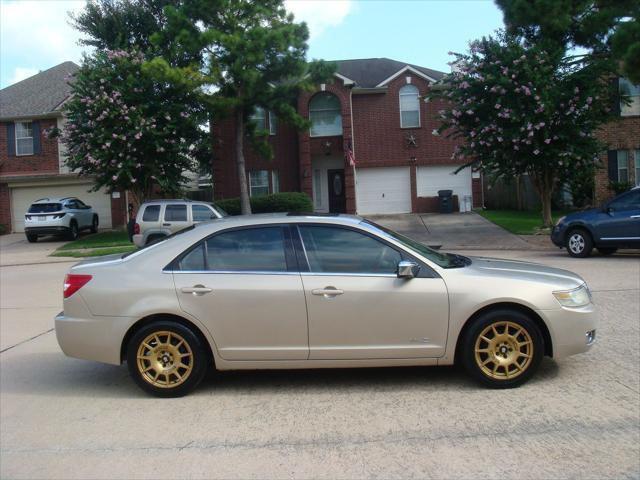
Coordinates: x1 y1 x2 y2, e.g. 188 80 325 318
181 285 213 295
312 287 344 297
163 223 172 226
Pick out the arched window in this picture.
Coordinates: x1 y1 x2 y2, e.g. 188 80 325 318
309 93 342 137
399 84 420 128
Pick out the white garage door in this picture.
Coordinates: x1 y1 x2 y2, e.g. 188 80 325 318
416 165 472 200
11 183 112 232
356 167 411 215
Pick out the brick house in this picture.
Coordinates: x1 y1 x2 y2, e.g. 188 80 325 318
212 58 480 214
0 62 127 233
594 77 640 203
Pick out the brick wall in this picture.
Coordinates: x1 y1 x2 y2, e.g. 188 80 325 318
0 119 60 176
211 116 300 200
594 115 640 203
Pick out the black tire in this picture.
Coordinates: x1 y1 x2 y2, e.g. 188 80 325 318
597 247 617 256
90 215 99 234
26 233 38 243
565 228 593 258
127 321 209 397
67 221 79 241
145 234 166 246
460 309 544 389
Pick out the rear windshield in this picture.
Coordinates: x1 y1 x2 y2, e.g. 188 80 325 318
28 203 62 213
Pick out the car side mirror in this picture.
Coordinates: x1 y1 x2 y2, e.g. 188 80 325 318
397 260 420 279
606 206 614 215
85 205 92 209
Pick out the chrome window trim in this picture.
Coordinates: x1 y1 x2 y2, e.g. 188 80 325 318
300 272 398 278
600 236 640 240
169 270 298 275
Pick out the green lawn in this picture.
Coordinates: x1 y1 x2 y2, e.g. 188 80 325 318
477 209 571 235
52 230 136 257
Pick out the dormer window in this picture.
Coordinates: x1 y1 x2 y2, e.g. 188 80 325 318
620 78 640 116
309 92 342 137
399 85 420 128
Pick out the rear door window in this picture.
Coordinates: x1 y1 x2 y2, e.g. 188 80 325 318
165 204 188 222
142 205 161 222
206 227 288 272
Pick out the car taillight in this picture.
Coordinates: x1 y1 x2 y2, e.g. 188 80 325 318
25 215 31 220
134 223 140 234
53 213 66 219
63 274 93 299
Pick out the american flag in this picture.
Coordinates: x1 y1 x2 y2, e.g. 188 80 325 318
346 141 355 167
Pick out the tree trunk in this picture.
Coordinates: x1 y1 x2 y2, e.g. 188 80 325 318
530 170 555 228
540 190 553 228
235 109 251 215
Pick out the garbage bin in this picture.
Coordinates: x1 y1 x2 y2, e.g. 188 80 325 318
438 190 453 214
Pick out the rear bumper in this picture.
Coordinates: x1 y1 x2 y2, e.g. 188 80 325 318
132 234 145 248
55 311 134 365
25 226 70 236
537 303 598 359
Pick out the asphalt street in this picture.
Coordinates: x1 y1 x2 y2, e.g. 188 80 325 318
0 246 639 479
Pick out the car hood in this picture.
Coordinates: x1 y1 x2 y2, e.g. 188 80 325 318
562 208 599 222
465 256 585 289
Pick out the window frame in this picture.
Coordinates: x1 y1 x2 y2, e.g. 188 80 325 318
635 150 640 187
268 111 277 136
250 107 267 131
399 84 421 129
291 223 438 278
249 170 270 197
167 224 298 274
309 93 342 138
142 204 161 222
271 170 280 194
15 121 34 156
617 150 629 183
619 78 640 117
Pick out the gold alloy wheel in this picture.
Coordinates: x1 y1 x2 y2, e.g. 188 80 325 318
474 321 534 380
136 331 194 388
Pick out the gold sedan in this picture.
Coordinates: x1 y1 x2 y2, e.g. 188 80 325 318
55 213 597 397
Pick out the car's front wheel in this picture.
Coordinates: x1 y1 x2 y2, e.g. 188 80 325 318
127 321 209 397
461 309 544 388
90 215 99 234
566 228 593 258
67 221 79 241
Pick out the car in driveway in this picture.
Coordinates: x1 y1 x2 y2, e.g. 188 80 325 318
551 187 640 257
132 199 226 247
24 197 98 242
56 213 597 397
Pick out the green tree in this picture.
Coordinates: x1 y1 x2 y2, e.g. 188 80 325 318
497 0 640 83
59 51 207 203
146 0 334 214
431 33 613 226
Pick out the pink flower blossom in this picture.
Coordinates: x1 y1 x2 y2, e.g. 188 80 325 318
112 175 117 180
544 138 551 144
533 149 540 155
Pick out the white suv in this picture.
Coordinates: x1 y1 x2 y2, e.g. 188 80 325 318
132 199 226 247
24 197 98 242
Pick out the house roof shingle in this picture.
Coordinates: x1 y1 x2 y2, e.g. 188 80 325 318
0 61 79 120
333 58 446 88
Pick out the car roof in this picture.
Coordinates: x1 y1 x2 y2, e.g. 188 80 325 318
194 212 364 228
32 197 77 203
141 199 211 205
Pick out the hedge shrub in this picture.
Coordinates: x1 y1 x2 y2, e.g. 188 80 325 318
215 192 313 215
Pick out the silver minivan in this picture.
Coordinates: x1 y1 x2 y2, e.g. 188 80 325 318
132 199 226 247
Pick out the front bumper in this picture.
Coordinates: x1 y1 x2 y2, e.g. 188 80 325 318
537 303 598 358
550 225 566 248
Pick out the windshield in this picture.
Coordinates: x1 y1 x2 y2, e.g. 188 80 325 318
28 203 62 213
209 202 228 217
363 220 470 269
121 225 196 258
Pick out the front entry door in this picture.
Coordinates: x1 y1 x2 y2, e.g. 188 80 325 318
327 169 346 213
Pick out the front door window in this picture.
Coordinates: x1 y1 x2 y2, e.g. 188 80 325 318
327 169 346 213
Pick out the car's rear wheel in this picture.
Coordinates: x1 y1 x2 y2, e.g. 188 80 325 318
597 247 617 255
461 309 544 388
566 228 593 258
90 215 99 234
26 233 37 243
127 321 208 397
145 234 166 245
67 221 79 241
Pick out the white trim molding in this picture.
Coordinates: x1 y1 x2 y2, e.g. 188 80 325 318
376 66 437 88
334 72 356 86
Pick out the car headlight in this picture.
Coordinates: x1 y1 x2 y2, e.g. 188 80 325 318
553 284 591 308
555 216 566 226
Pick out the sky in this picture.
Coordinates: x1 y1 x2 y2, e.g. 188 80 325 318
0 0 505 89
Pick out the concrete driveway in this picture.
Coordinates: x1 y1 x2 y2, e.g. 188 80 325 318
370 212 534 250
0 233 74 267
0 247 638 479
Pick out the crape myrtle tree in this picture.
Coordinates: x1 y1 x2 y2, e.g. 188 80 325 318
145 0 335 214
59 50 207 203
430 33 614 227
